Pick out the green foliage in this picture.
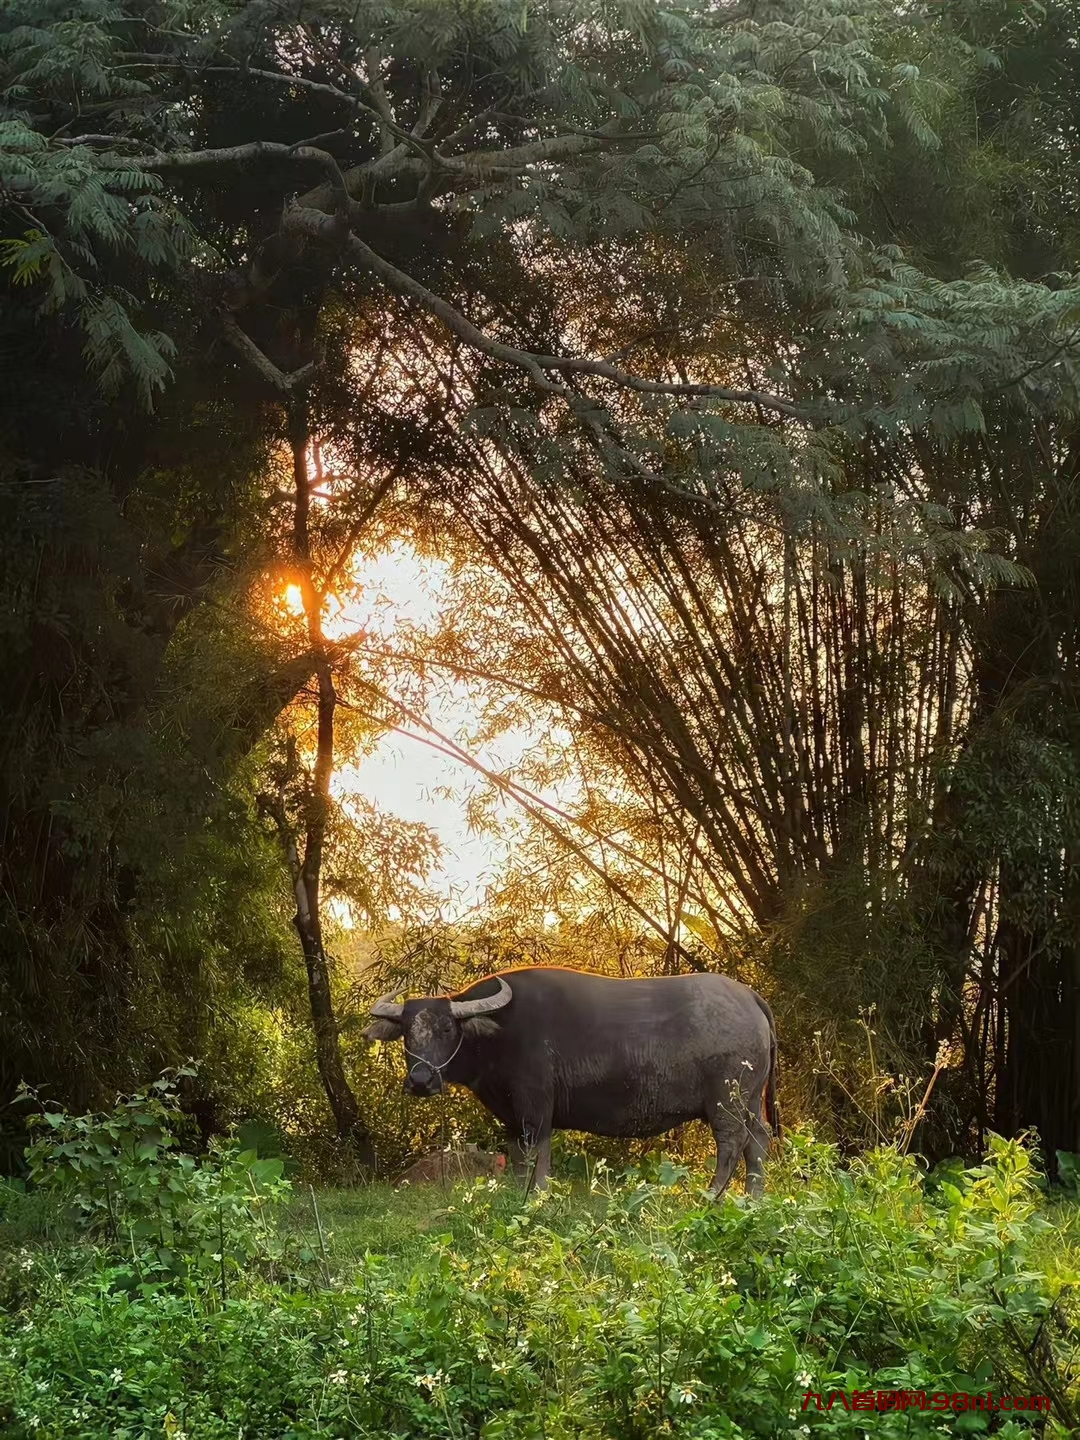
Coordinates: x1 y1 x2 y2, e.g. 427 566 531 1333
939 717 1080 941
0 0 192 403
818 255 1080 444
1056 1152 1080 1200
0 0 1001 407
0 265 310 1154
0 1136 1076 1436
19 1068 294 1291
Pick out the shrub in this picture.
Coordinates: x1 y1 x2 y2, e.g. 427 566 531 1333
17 1068 293 1293
0 1132 1076 1437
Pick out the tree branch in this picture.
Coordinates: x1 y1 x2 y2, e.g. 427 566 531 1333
337 682 707 967
320 471 400 597
220 315 319 394
136 138 348 204
284 205 806 417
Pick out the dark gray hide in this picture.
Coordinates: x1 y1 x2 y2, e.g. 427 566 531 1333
364 967 780 1196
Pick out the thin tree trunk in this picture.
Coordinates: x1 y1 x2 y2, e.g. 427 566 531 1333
285 402 376 1170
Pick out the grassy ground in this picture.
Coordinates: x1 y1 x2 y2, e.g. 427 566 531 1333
282 1175 611 1270
2 1141 1079 1438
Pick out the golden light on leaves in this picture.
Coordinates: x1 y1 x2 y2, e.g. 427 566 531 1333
263 537 658 934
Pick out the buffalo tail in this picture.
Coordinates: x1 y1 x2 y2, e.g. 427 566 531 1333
754 992 782 1141
765 1026 781 1140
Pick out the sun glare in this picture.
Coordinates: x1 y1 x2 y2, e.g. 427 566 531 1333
339 540 449 638
274 537 577 924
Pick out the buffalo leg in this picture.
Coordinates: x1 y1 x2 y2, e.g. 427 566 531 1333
507 1120 552 1194
529 1131 552 1193
742 1111 770 1198
708 1083 756 1198
506 1134 530 1185
708 1119 745 1197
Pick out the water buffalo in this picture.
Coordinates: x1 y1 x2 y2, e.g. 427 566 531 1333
363 966 780 1196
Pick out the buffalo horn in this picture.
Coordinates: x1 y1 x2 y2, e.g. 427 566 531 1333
449 975 513 1019
370 992 405 1021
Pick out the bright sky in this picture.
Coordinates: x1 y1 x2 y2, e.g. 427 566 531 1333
325 543 548 919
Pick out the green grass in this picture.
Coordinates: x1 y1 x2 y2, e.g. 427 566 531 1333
2 1140 1079 1438
287 1177 613 1269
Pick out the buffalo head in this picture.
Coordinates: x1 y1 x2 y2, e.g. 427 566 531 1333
362 976 513 1096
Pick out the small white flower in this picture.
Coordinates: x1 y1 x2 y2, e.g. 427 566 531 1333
796 1371 813 1389
717 1270 736 1287
492 1358 513 1374
328 1369 348 1386
782 1271 796 1287
110 1368 123 1385
677 1385 697 1404
741 1060 754 1071
415 1370 447 1391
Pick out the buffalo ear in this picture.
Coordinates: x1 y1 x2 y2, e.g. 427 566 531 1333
362 1019 403 1043
460 1015 501 1039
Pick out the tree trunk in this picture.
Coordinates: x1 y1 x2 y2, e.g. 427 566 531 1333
294 884 372 1161
995 904 1080 1167
282 401 376 1171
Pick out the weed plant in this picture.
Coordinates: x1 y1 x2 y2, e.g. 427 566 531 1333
0 1079 1077 1437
